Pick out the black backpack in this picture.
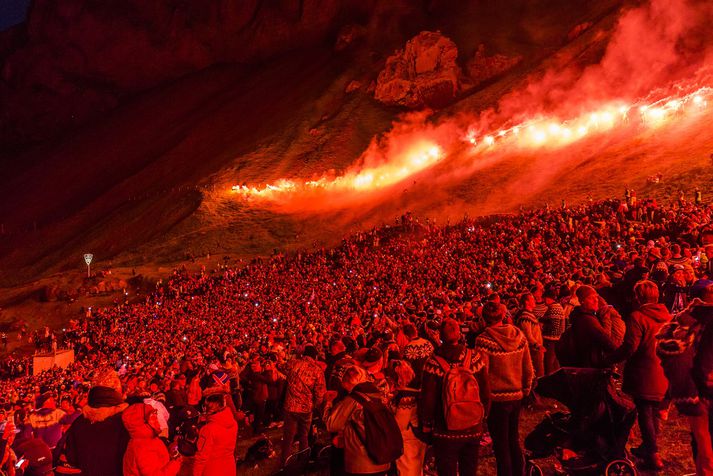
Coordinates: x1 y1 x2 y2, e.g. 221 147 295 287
350 391 404 465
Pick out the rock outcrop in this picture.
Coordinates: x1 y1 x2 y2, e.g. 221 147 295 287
374 31 460 108
466 44 521 88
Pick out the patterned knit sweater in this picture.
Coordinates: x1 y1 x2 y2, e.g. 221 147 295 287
404 337 435 386
656 302 713 415
541 303 566 340
475 324 534 401
656 314 701 414
419 343 490 439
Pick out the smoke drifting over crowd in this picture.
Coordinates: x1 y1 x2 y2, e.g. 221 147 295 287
232 0 713 211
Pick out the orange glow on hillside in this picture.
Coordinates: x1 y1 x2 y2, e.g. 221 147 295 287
232 85 711 202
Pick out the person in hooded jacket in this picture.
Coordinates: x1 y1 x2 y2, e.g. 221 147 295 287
192 391 237 476
29 393 64 450
61 367 129 476
656 285 713 476
475 302 533 476
324 365 391 476
607 280 672 470
122 403 182 476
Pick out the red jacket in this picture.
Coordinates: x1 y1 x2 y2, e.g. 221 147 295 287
122 403 181 476
192 407 237 476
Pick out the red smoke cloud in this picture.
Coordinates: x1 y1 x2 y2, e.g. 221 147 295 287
232 0 713 210
494 0 713 124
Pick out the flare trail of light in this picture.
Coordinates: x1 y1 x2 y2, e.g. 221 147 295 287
231 86 711 201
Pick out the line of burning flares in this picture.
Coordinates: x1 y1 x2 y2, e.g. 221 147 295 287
231 86 711 200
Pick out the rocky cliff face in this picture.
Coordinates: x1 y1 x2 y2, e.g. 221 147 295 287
374 31 460 108
0 0 388 151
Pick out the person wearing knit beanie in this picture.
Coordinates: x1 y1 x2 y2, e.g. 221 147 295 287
122 403 182 476
91 367 123 395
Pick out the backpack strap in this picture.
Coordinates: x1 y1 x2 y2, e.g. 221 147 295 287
433 355 451 373
435 350 471 373
350 391 369 406
348 392 371 452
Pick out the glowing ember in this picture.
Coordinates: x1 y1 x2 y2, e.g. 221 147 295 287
232 86 711 201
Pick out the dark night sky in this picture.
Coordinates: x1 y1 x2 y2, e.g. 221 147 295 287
0 0 30 31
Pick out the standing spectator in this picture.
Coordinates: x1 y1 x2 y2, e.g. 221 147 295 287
667 244 690 268
122 402 182 476
608 280 671 470
402 323 434 387
61 367 130 476
420 318 490 476
54 395 81 462
240 359 269 434
58 396 81 432
558 286 617 368
280 345 326 467
541 287 565 375
475 303 533 476
0 415 17 475
263 358 282 428
663 264 690 314
193 392 238 476
596 296 626 349
29 392 65 450
390 360 426 476
326 339 350 390
166 375 188 410
324 366 394 476
531 284 547 322
144 392 170 439
657 285 713 476
515 293 544 378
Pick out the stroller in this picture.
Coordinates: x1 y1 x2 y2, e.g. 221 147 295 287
524 368 637 476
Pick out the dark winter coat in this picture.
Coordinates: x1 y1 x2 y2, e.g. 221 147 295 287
63 403 130 476
609 303 671 401
560 307 617 368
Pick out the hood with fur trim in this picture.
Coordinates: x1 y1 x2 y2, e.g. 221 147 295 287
82 402 128 423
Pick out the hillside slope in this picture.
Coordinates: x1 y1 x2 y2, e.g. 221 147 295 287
6 0 711 291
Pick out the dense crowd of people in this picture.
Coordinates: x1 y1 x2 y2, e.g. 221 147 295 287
0 192 712 475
